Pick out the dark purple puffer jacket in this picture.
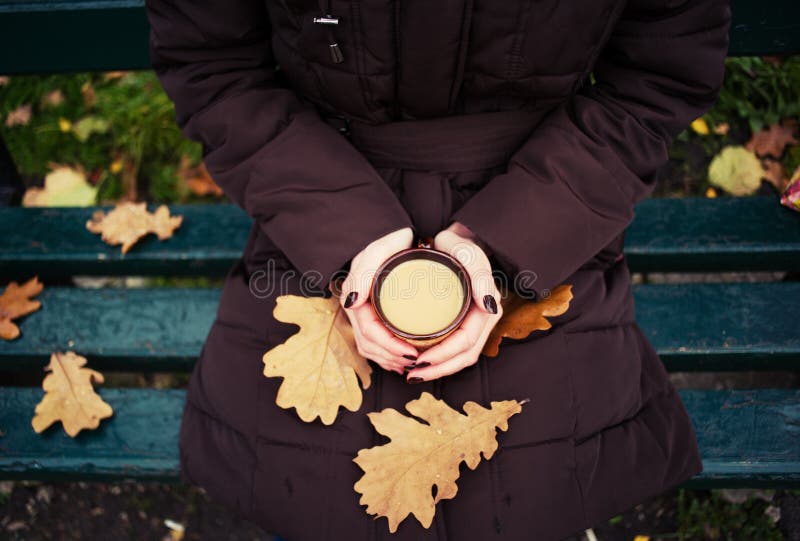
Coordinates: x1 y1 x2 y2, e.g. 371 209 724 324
144 1 731 539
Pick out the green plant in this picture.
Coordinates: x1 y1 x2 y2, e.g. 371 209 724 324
709 56 800 134
0 71 203 203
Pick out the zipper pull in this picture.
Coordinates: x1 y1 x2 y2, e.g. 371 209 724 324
328 41 344 64
313 14 345 64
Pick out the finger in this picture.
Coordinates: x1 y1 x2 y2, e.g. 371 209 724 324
415 306 491 365
340 261 374 310
436 233 500 315
407 349 480 381
365 355 406 375
354 305 419 359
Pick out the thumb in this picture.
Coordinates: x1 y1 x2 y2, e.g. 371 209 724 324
341 227 414 310
442 235 499 316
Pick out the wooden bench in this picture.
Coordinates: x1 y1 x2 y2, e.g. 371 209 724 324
1 0 800 514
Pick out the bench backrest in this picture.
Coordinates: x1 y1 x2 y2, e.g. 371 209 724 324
0 0 799 76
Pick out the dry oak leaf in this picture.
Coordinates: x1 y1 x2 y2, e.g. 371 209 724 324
31 352 113 437
86 202 183 254
482 284 573 357
353 391 525 533
262 295 371 425
0 277 44 340
746 123 798 159
178 155 223 197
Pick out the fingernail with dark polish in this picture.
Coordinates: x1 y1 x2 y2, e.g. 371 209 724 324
403 354 417 361
407 377 425 384
483 294 498 314
415 361 431 368
344 291 357 308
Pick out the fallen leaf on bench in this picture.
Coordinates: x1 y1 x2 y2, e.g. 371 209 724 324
32 351 113 437
263 295 371 425
86 202 183 254
0 276 44 340
22 166 97 207
353 391 525 532
482 284 573 357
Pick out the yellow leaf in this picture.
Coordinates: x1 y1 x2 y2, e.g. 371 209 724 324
262 295 371 425
633 536 650 541
58 117 72 132
353 391 524 532
86 202 183 254
705 187 718 198
482 284 573 357
32 352 113 437
109 160 123 174
708 146 764 196
691 118 710 135
22 166 97 208
0 277 43 341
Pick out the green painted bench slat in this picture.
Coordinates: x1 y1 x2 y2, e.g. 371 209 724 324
0 287 219 371
0 0 151 75
0 0 797 75
1 387 798 486
2 197 799 280
0 283 797 372
625 197 800 273
0 205 252 280
681 389 800 488
0 387 182 481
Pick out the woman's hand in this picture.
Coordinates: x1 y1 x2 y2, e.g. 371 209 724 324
404 222 503 383
340 227 420 375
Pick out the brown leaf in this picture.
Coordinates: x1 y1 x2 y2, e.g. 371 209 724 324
81 82 96 108
103 71 129 81
762 158 787 192
262 295 371 425
482 284 573 357
32 352 113 437
0 76 9 86
5 104 31 127
0 277 43 340
353 391 524 532
86 202 183 254
746 123 798 159
42 90 64 108
178 156 223 197
712 122 730 135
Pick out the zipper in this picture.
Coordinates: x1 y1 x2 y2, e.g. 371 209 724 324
313 0 344 63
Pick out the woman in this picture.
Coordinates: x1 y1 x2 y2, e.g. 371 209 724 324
144 1 731 539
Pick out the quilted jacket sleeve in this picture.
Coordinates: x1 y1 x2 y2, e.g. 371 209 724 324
144 0 412 289
452 0 732 298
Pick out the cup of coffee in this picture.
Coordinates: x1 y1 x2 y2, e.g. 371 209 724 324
370 247 472 349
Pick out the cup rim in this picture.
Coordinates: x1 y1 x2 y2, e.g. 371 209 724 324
370 247 472 341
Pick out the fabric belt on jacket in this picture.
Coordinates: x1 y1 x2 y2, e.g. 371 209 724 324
321 108 627 271
322 109 545 172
